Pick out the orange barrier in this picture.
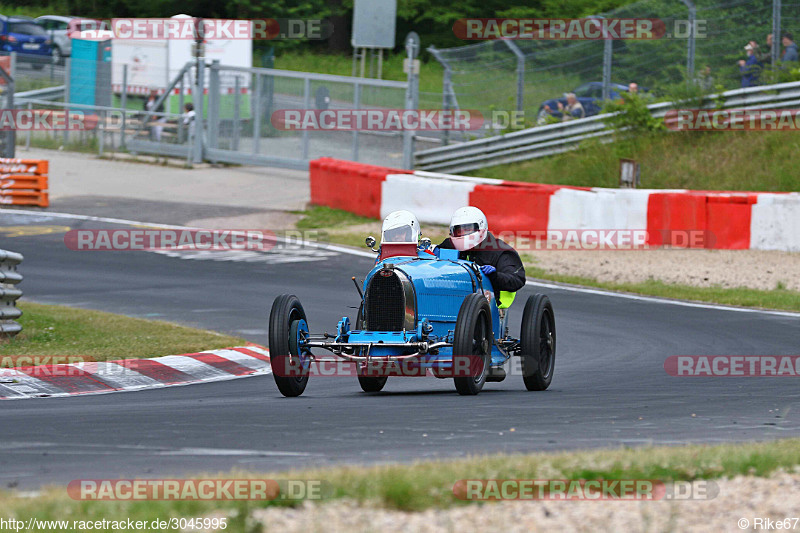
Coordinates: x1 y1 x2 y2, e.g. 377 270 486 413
470 183 554 234
705 194 757 250
309 158 411 219
0 159 49 207
470 182 591 234
647 192 759 249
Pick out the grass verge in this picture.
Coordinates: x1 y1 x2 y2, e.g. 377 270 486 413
1 438 799 526
477 131 800 192
0 302 244 363
18 135 102 154
294 207 800 313
293 205 374 229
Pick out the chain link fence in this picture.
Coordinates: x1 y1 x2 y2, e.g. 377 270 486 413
203 63 411 168
15 57 418 169
0 51 65 93
429 0 797 134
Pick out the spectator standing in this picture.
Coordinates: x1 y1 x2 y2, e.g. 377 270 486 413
556 93 585 121
782 32 798 63
183 102 196 144
144 89 165 142
738 42 762 87
755 35 772 63
695 65 714 91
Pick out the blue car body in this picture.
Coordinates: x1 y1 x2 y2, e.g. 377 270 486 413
269 240 556 396
286 243 526 380
0 16 52 63
346 247 507 368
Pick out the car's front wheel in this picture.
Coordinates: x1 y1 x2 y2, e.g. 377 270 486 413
357 373 387 392
453 293 492 395
354 303 387 392
52 46 63 65
269 294 310 397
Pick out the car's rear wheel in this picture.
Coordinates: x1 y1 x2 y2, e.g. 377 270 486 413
269 294 310 397
453 293 492 395
520 294 555 391
354 303 388 392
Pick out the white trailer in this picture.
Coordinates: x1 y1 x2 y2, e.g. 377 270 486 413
110 15 252 96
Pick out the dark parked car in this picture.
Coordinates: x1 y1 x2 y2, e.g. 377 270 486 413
0 15 52 69
537 82 638 124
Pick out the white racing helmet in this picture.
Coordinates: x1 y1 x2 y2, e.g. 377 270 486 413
381 210 421 244
449 206 488 251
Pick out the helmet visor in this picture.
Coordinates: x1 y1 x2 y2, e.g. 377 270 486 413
382 224 415 243
450 222 481 238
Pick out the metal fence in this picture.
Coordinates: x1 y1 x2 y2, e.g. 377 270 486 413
0 63 14 158
415 79 800 173
428 0 797 133
200 62 412 169
0 249 23 336
14 55 425 169
0 51 66 94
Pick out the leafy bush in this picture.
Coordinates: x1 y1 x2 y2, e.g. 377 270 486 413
602 92 665 134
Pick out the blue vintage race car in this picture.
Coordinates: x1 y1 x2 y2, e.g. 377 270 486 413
268 236 555 396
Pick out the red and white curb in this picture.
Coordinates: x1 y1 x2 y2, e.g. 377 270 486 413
0 346 270 400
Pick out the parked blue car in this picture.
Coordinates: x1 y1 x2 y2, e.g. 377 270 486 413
0 16 52 69
537 81 635 124
269 236 556 396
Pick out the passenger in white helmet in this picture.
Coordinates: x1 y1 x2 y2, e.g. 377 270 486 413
437 206 526 297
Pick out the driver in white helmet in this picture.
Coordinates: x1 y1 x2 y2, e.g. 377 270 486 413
437 206 526 296
380 209 421 244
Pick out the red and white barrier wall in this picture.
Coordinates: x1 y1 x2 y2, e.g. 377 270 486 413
309 158 800 251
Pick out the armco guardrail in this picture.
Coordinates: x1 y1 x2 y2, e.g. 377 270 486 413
414 81 800 174
0 249 23 336
15 85 65 102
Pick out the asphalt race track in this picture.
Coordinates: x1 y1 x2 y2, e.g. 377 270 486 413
1 210 799 490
